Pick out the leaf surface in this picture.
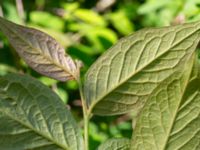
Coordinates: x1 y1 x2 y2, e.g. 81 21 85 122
84 21 200 115
0 74 83 150
0 17 80 81
131 53 200 150
98 138 130 150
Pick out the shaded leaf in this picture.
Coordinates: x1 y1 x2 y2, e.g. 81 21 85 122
0 17 80 81
131 53 200 150
0 73 83 150
84 21 200 115
98 138 130 150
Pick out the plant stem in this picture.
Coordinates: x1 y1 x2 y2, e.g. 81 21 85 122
83 111 89 150
15 0 25 22
78 79 89 150
0 5 3 17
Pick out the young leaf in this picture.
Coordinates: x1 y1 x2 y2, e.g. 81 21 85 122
97 138 130 150
84 21 200 115
131 53 200 149
0 17 80 81
0 74 83 150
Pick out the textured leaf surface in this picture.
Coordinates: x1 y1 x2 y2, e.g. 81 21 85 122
0 74 83 150
0 17 80 81
84 21 200 115
131 54 200 150
98 138 130 150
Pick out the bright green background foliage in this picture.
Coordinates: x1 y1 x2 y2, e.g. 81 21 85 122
0 0 200 149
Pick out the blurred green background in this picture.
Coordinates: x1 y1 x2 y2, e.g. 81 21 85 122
0 0 200 149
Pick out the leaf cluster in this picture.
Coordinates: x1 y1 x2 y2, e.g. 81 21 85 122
0 15 200 150
1 0 200 149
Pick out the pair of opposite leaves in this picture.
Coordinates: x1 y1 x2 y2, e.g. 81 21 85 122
0 17 200 116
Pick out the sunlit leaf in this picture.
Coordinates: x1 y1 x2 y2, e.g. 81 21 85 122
84 21 200 115
98 138 130 150
138 0 169 14
131 53 200 150
0 17 80 81
54 87 68 103
1 1 22 24
74 9 106 27
0 73 83 150
0 64 16 76
30 11 65 31
62 2 79 12
39 76 57 86
85 27 117 52
108 10 134 35
68 23 117 53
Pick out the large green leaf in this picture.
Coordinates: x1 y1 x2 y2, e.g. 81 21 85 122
97 138 130 150
0 74 83 150
0 17 80 81
131 53 200 149
84 21 200 115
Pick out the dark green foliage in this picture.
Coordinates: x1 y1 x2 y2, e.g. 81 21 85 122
1 0 200 149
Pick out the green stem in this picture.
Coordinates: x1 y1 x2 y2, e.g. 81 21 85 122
83 111 89 150
78 79 89 150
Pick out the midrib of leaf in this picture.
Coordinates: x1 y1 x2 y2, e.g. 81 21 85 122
0 109 69 150
161 53 196 150
0 20 77 80
88 25 200 113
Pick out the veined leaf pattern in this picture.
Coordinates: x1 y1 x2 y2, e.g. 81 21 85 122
131 53 200 150
84 21 200 115
0 17 80 81
97 138 130 150
0 74 83 150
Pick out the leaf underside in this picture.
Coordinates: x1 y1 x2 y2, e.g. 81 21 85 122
97 138 130 150
84 21 200 116
131 53 200 150
0 17 80 81
0 74 83 150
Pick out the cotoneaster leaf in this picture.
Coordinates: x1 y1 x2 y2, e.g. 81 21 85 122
0 74 83 150
97 138 130 150
84 21 200 115
0 17 80 81
131 53 200 150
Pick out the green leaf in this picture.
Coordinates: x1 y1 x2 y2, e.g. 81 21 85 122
30 11 65 31
84 26 117 53
84 21 200 115
131 53 200 150
108 10 134 35
98 138 130 150
0 17 80 81
68 23 117 53
1 1 22 24
0 73 83 150
73 9 106 27
138 0 170 14
0 64 16 75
